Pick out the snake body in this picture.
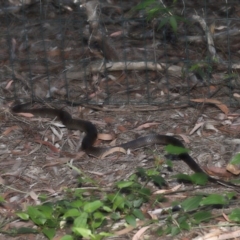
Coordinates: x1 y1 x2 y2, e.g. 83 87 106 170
11 102 238 188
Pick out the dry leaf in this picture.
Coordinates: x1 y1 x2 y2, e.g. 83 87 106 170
29 191 40 205
117 125 127 132
100 147 126 159
203 165 233 178
233 93 240 98
50 126 63 140
190 98 229 115
104 117 114 124
17 112 34 118
135 122 159 130
132 226 150 240
2 126 19 136
98 133 114 141
153 184 182 194
5 80 13 89
226 163 240 175
178 134 190 144
110 30 123 37
35 140 60 153
189 122 204 135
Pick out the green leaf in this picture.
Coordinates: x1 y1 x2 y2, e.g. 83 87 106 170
136 167 147 178
190 173 208 185
70 200 83 208
175 173 208 185
38 204 53 219
225 192 236 200
83 200 103 213
92 213 105 229
27 206 47 225
230 153 240 165
102 205 112 212
112 195 125 210
110 212 121 220
133 198 144 208
42 228 56 240
38 194 48 202
165 145 189 154
125 214 136 227
169 16 177 32
229 208 240 222
61 235 74 240
72 227 93 238
133 209 145 220
165 159 173 168
63 208 81 218
174 173 192 182
179 220 190 231
74 212 88 228
16 212 29 220
193 211 212 224
138 188 151 197
0 196 5 203
171 226 180 236
151 175 165 187
181 196 203 212
200 194 229 206
116 181 134 189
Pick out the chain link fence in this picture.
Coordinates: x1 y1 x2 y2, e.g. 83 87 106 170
1 0 240 106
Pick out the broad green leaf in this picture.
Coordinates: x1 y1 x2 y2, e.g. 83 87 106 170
72 227 93 238
83 200 103 213
229 208 240 222
181 195 203 212
200 194 229 206
174 173 192 182
133 209 145 220
63 208 81 218
151 175 165 187
74 212 88 228
116 181 134 189
42 228 56 240
61 235 74 240
165 145 189 154
70 200 83 208
193 211 212 224
0 196 5 203
133 198 144 208
110 212 121 220
179 220 190 230
16 212 29 220
27 206 47 225
190 173 208 185
102 205 112 212
230 153 240 165
38 205 53 219
112 195 125 210
225 192 236 200
125 214 136 227
169 16 177 32
138 188 151 196
171 226 180 236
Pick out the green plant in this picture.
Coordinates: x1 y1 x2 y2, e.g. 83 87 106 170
135 0 184 33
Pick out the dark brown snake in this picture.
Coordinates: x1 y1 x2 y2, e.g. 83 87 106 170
11 102 239 189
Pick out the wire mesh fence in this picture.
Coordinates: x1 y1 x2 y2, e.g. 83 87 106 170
1 0 240 107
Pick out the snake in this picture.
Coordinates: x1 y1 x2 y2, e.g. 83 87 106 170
11 102 239 189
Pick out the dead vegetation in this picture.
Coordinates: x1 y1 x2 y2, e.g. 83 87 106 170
1 0 240 239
